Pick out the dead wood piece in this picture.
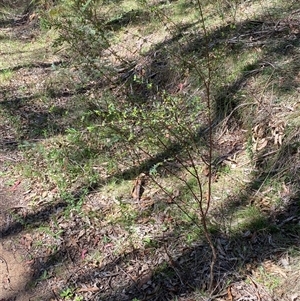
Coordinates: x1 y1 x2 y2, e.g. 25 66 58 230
131 173 147 201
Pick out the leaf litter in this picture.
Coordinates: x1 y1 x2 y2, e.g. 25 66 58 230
1 4 300 301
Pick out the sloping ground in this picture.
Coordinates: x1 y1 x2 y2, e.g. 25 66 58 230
0 243 28 301
0 1 300 301
0 161 28 301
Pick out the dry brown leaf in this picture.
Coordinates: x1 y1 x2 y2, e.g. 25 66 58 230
66 236 78 247
262 260 287 278
20 234 33 250
77 285 99 293
271 120 285 145
227 285 233 301
255 137 268 151
137 271 152 288
202 165 210 176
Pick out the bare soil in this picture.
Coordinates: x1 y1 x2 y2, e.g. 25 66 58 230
0 158 31 301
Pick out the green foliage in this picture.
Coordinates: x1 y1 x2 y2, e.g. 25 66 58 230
43 0 209 180
47 0 116 77
0 68 13 83
94 90 207 163
60 287 75 299
234 206 269 233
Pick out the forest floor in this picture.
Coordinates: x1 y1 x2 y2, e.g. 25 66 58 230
1 1 300 301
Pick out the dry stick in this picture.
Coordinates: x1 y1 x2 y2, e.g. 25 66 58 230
137 0 218 291
216 101 256 141
51 289 60 301
146 129 203 205
142 130 204 225
145 4 218 285
162 242 185 286
146 129 219 291
195 0 217 292
185 149 204 211
150 174 202 230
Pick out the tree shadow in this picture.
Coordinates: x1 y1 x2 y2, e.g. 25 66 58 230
106 9 152 31
0 70 107 152
1 121 298 300
44 127 298 300
0 61 63 73
1 2 300 301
